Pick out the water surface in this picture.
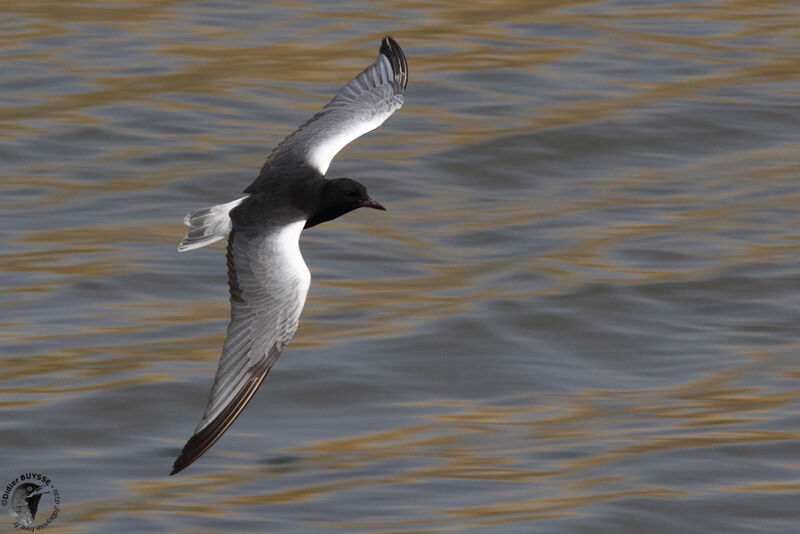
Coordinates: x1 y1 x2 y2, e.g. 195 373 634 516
2 1 800 532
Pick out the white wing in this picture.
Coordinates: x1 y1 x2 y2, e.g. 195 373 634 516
245 36 408 193
171 219 310 474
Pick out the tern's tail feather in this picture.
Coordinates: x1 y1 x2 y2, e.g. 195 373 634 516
177 197 247 252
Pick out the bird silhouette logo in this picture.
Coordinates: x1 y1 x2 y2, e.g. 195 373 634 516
9 483 48 527
2 473 60 530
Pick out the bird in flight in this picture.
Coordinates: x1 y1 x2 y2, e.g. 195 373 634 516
171 37 408 475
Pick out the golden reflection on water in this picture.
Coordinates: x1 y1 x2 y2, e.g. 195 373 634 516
2 0 794 142
46 359 798 530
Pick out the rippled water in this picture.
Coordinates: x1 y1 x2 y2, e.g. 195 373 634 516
2 1 800 532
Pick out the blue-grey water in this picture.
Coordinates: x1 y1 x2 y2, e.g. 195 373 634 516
2 1 800 532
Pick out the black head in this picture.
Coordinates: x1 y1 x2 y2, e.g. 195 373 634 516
305 178 385 229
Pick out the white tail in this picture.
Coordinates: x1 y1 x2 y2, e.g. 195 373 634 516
177 197 247 252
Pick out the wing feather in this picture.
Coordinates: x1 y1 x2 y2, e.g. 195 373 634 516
171 220 310 475
244 36 408 193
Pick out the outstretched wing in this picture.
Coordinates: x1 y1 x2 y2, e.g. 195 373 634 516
245 36 408 193
171 219 310 475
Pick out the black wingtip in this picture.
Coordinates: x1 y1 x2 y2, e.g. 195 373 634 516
380 36 408 89
170 439 198 476
169 356 274 476
169 426 221 476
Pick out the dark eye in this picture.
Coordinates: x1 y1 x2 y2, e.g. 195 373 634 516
344 191 355 198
